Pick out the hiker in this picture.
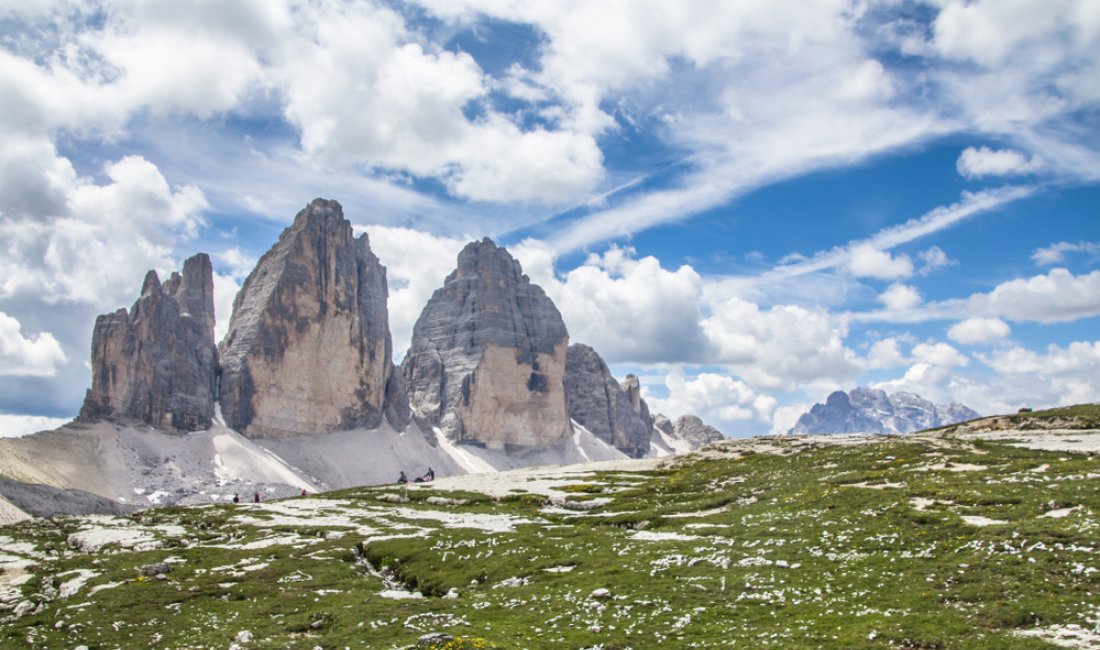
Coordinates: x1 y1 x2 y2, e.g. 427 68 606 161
423 467 435 482
397 471 408 484
253 491 260 503
232 494 239 504
300 489 308 497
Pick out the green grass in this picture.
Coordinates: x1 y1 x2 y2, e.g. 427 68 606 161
1 433 1097 648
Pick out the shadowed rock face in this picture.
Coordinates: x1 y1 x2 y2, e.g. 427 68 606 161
79 253 217 431
218 198 407 437
652 414 725 450
401 238 570 449
565 344 652 458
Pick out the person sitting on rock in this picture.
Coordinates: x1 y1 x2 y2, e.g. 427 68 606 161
397 471 408 484
423 467 435 482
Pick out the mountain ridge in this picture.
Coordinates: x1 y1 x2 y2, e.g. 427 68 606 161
789 387 980 435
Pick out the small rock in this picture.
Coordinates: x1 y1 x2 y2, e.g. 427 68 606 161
443 588 460 599
12 600 34 618
589 625 602 633
591 588 612 600
418 633 455 648
141 562 171 577
235 630 253 643
309 619 324 630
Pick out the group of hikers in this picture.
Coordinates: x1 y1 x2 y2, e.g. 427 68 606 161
227 469 434 503
397 467 435 484
231 488 309 503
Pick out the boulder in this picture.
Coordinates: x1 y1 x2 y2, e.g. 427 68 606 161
218 198 407 437
79 253 217 431
401 238 570 449
564 344 651 457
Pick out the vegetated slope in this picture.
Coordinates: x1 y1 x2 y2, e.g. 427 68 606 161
1 429 1098 649
940 402 1100 433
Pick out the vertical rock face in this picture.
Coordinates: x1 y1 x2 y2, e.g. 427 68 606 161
564 344 652 458
79 254 217 431
218 198 406 437
401 238 571 449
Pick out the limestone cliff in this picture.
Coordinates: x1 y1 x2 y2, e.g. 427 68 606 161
218 198 406 437
79 253 217 431
401 238 570 449
564 344 652 457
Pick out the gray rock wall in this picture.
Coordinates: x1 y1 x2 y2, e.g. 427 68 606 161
79 253 218 431
401 238 571 449
564 344 652 457
218 198 406 437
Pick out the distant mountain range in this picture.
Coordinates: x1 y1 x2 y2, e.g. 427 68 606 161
789 387 980 435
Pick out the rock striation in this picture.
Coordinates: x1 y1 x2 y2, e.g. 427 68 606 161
788 387 980 435
79 253 218 431
564 344 652 457
401 238 571 449
218 198 407 437
653 414 726 450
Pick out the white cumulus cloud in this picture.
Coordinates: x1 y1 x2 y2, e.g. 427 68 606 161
879 283 922 310
0 412 72 438
968 268 1100 323
0 311 67 377
0 150 208 308
702 297 860 390
956 146 1043 178
911 342 969 368
947 317 1011 345
847 245 913 280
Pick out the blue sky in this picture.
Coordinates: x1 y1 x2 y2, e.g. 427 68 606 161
1 0 1098 437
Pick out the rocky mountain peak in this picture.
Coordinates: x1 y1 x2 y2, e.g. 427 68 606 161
218 198 407 437
79 253 218 431
564 344 652 458
789 387 980 435
651 413 725 451
401 239 571 449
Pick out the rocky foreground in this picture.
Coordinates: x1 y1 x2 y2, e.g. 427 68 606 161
1 410 1098 649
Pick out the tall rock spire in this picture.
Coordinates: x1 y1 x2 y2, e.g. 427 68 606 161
564 344 652 458
401 238 571 449
79 253 218 431
218 198 407 437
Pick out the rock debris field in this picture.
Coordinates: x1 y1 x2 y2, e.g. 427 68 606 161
1 427 1098 649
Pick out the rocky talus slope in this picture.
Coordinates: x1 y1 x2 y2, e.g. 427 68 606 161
218 199 408 437
401 239 571 449
78 253 217 431
789 387 980 435
564 343 652 457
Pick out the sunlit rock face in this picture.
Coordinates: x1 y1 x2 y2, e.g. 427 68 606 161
80 253 217 431
401 238 571 450
218 198 407 438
